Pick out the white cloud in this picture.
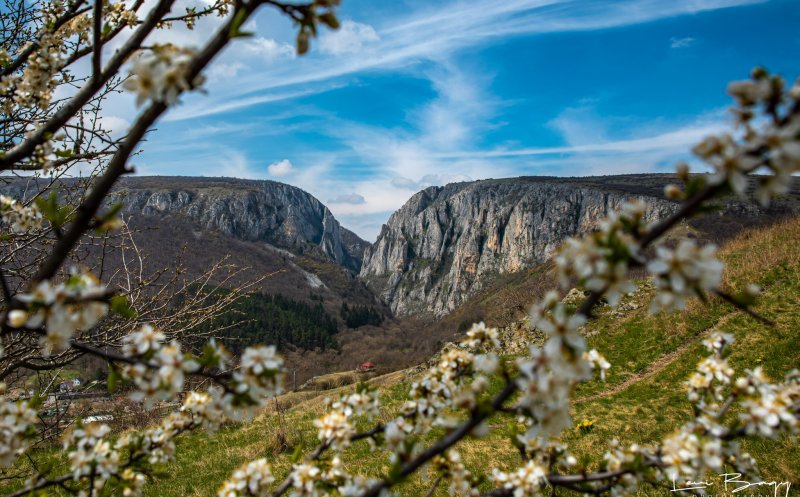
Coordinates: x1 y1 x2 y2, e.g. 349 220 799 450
320 20 380 55
274 60 510 238
322 62 499 180
164 82 346 122
267 159 295 176
176 0 764 121
97 0 762 127
220 150 258 179
416 62 497 149
242 37 295 61
670 36 696 48
548 106 608 147
97 115 130 138
390 177 419 189
124 0 767 240
206 61 247 82
440 109 728 160
329 193 366 204
179 121 259 140
142 148 259 179
390 174 472 191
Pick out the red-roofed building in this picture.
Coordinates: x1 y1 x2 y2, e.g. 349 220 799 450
357 361 375 372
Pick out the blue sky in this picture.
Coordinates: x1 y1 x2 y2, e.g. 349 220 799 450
117 0 799 241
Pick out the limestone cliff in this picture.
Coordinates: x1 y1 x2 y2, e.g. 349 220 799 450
110 177 368 271
359 177 679 318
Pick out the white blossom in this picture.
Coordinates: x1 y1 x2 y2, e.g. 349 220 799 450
233 345 284 408
554 204 641 306
314 410 354 450
702 330 734 353
291 462 321 495
121 335 198 406
12 270 108 356
661 427 724 482
694 134 758 195
583 349 611 381
474 353 499 374
121 468 147 497
463 322 500 350
739 380 798 437
122 323 166 356
0 195 43 233
65 423 120 483
384 417 413 452
492 460 548 497
181 387 228 430
0 395 38 467
123 44 204 106
218 458 274 497
647 240 723 313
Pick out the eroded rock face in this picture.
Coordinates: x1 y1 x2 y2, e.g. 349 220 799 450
359 178 678 318
111 177 368 271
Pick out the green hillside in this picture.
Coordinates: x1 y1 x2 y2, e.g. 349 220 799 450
131 215 800 497
8 217 797 496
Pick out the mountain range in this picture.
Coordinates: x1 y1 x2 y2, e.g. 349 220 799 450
2 173 798 378
5 174 799 315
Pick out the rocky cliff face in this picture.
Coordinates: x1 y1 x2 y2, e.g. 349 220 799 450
359 177 679 318
110 177 367 271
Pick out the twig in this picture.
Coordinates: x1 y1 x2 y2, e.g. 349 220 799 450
714 289 775 326
422 475 443 497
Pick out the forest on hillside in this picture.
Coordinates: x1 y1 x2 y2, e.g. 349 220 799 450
195 290 341 352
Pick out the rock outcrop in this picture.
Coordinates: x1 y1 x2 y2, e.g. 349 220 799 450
359 177 678 318
110 177 367 271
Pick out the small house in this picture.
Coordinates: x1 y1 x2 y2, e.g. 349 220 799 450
357 361 375 372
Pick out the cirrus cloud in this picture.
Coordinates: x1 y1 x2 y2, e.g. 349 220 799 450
319 20 380 55
670 36 696 48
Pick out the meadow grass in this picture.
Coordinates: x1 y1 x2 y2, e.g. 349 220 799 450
133 217 800 496
7 218 799 496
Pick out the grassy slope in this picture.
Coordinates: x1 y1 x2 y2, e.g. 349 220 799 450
8 217 787 496
563 218 800 489
135 216 800 497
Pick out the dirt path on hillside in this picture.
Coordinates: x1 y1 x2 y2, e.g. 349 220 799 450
265 368 414 414
575 312 736 404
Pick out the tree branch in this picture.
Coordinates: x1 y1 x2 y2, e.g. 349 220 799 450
91 0 102 79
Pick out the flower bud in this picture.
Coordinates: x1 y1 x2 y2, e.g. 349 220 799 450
296 31 309 55
735 376 749 392
7 309 28 328
676 162 690 181
664 184 683 200
728 81 762 106
751 66 768 80
745 284 761 298
318 12 339 29
692 136 722 159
